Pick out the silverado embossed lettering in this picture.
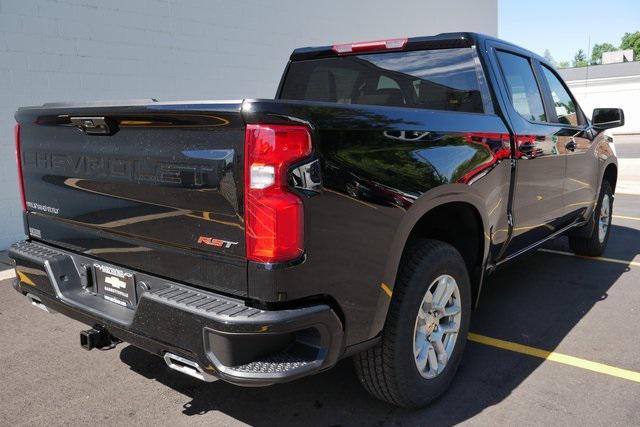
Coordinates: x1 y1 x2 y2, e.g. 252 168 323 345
22 150 216 186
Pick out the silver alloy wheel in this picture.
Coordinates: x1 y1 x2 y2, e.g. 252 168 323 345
598 193 611 243
412 274 461 379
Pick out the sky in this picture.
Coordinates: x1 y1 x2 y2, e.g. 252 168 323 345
499 0 640 64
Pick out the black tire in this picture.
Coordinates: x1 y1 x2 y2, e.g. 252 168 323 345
353 239 471 408
568 180 613 257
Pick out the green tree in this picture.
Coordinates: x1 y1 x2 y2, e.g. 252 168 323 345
557 60 571 68
543 49 556 66
573 49 588 67
591 42 617 64
620 31 640 60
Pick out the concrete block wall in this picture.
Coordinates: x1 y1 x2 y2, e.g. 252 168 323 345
0 0 497 248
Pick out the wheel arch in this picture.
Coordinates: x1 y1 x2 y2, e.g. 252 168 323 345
368 185 490 339
602 162 618 192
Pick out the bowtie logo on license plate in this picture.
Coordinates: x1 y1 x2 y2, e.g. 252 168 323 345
105 275 127 289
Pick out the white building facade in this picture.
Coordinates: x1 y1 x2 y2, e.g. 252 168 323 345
0 0 497 248
559 62 640 136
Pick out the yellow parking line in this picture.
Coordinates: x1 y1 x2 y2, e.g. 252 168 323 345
468 333 640 383
613 215 640 221
538 248 640 268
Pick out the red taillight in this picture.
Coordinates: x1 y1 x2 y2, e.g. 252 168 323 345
14 123 26 212
244 124 312 263
332 37 407 55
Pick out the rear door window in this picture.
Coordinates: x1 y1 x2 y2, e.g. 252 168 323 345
496 51 547 123
280 48 491 113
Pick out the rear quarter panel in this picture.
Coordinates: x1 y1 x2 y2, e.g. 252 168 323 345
244 100 511 345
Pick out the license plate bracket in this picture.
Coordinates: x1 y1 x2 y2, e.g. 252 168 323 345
94 263 137 308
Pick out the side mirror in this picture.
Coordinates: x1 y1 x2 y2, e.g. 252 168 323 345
592 108 624 130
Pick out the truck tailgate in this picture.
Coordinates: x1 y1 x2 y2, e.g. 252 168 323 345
15 101 247 296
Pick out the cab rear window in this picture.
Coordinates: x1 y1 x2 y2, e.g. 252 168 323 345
279 48 491 113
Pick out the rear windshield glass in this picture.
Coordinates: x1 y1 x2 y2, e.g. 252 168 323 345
280 48 489 113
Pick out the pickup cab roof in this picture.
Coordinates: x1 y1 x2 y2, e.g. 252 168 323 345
290 32 549 67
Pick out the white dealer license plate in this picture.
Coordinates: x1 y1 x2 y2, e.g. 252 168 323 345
94 264 137 308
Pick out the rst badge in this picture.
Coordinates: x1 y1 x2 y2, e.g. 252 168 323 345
197 236 238 249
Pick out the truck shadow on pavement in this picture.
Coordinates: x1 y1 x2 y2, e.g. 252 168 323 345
120 224 639 426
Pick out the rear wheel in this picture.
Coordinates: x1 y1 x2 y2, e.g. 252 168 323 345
353 240 471 408
569 180 613 257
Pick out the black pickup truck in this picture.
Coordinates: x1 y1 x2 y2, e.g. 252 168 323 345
10 33 622 408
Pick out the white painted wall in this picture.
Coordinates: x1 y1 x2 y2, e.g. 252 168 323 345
566 76 640 135
0 0 497 248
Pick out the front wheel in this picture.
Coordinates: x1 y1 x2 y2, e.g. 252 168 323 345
353 240 471 408
569 180 613 257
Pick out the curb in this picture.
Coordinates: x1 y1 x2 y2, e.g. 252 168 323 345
0 269 16 281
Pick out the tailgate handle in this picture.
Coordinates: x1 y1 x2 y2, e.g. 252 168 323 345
70 117 113 135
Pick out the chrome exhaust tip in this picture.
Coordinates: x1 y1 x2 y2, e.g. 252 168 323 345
163 352 217 382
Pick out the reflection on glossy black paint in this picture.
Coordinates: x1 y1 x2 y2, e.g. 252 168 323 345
321 130 511 209
35 113 232 130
